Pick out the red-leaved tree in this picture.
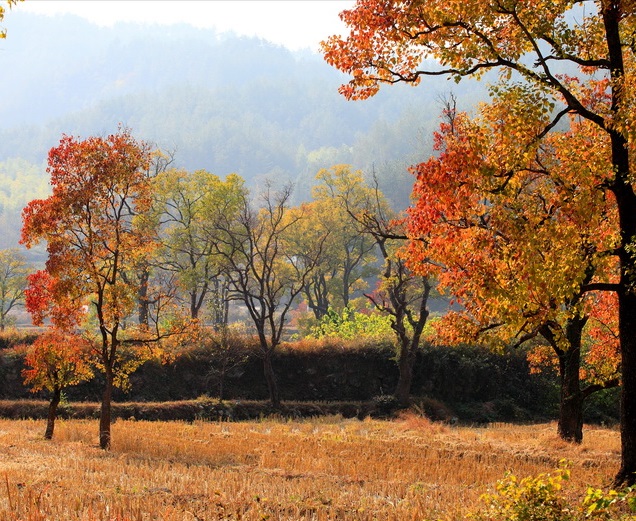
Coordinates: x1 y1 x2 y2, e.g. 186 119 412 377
21 128 185 449
323 0 636 485
22 328 93 439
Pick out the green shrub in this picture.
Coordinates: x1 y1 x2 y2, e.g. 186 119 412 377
308 306 394 342
582 485 636 520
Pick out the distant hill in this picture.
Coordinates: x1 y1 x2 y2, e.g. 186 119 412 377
0 11 488 249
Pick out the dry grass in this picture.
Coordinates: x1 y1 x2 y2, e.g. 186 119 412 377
0 414 621 520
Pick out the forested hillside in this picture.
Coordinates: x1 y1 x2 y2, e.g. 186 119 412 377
0 11 487 249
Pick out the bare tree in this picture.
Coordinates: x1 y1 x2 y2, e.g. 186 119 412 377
210 183 324 407
344 177 432 406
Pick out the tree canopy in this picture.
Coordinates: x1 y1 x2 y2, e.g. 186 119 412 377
323 0 636 484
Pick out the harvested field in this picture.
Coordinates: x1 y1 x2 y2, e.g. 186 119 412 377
0 415 621 520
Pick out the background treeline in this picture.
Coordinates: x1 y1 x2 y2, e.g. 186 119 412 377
0 11 617 442
0 12 487 250
0 335 619 425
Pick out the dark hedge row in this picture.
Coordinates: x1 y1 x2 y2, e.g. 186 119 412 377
0 341 620 424
0 398 375 422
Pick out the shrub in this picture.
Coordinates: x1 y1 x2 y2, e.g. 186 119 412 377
469 462 636 521
0 328 39 350
582 485 636 520
471 462 574 521
371 394 400 416
307 306 394 342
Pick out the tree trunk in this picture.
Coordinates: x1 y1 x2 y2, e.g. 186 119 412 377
44 387 61 440
190 292 199 320
263 351 280 408
557 346 583 443
394 346 416 407
342 268 350 309
99 369 114 450
613 154 636 484
609 146 636 485
557 318 585 443
221 288 230 326
137 266 150 326
601 3 636 486
305 273 330 320
616 290 636 486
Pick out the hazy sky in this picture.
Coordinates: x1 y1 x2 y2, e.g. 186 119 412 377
18 1 355 51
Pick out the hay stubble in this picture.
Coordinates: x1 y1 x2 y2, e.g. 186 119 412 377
0 416 620 520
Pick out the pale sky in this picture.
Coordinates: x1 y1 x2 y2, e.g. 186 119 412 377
18 1 355 51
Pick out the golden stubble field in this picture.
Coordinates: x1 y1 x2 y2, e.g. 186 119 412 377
0 414 621 520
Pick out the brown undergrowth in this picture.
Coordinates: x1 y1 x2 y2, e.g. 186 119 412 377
0 414 621 520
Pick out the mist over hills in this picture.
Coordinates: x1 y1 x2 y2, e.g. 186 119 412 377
0 10 487 249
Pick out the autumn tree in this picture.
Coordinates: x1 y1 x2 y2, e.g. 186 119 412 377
323 0 636 484
351 179 432 406
293 165 432 405
285 200 333 320
209 183 323 407
21 128 184 450
128 150 175 327
406 98 620 442
151 168 246 322
22 329 93 440
0 248 29 330
310 165 379 311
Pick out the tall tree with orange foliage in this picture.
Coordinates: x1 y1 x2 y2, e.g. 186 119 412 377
323 0 636 484
21 128 183 450
22 329 93 440
406 96 620 442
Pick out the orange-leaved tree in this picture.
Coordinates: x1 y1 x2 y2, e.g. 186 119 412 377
21 128 185 450
323 0 636 484
22 328 93 440
406 95 619 443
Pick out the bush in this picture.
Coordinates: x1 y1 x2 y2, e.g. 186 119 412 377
469 462 636 521
583 387 621 425
307 306 395 342
471 462 574 521
412 397 455 422
371 394 400 416
0 328 39 350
